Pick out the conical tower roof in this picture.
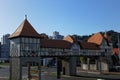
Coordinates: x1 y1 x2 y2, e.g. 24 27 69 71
9 19 42 39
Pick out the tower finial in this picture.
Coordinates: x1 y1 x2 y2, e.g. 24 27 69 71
25 15 27 19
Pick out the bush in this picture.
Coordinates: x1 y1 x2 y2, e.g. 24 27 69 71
80 56 87 64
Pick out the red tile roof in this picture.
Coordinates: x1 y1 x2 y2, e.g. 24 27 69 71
9 19 42 39
41 39 72 49
88 32 112 45
78 41 100 50
63 35 76 43
88 33 103 45
113 48 119 55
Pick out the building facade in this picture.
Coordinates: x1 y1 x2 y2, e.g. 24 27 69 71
81 32 113 71
9 18 115 80
112 48 119 65
0 34 10 62
52 31 64 40
0 42 1 58
43 31 64 66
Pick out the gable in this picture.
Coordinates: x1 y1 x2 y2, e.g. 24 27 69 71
87 33 103 45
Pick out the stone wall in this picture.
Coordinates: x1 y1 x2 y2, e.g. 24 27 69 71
10 58 22 80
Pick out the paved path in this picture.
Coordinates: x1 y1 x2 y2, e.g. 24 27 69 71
0 66 120 80
77 71 120 80
0 75 96 80
0 66 96 80
41 74 96 80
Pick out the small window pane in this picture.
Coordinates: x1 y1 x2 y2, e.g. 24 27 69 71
33 39 36 43
30 38 32 43
22 38 24 43
25 38 28 43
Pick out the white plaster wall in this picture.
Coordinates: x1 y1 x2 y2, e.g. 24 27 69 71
90 64 97 70
82 64 88 70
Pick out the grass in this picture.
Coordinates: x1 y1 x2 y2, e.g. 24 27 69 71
103 72 120 75
30 69 39 74
75 75 98 79
45 72 97 80
49 72 57 76
0 62 10 66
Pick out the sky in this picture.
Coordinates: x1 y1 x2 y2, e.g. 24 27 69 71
0 0 120 38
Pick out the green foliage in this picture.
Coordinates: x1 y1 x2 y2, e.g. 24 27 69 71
80 56 87 64
72 34 90 42
0 62 10 66
107 30 120 48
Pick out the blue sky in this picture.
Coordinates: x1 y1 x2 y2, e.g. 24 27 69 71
0 0 120 38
